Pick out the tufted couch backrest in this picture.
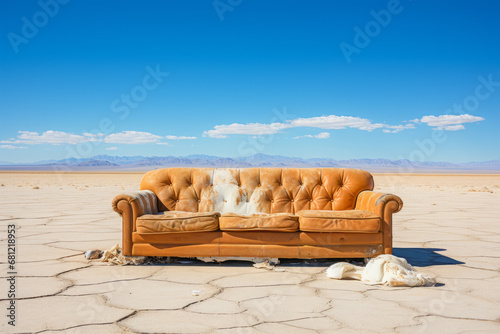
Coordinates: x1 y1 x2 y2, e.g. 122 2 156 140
140 168 374 214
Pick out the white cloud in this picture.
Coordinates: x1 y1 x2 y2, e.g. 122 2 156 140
103 131 162 144
105 147 118 150
420 114 484 129
316 132 330 139
290 115 384 131
156 142 171 145
1 144 27 149
165 135 196 140
382 124 416 133
1 130 171 146
438 125 465 131
0 130 103 145
203 122 291 138
203 114 415 138
294 132 330 139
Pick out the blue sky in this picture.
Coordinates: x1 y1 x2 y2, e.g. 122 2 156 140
1 0 499 163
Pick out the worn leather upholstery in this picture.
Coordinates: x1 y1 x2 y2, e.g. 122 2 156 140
112 168 403 258
139 168 374 213
219 213 299 232
136 211 220 233
297 210 380 233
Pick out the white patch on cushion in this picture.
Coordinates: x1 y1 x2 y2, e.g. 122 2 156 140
210 169 264 214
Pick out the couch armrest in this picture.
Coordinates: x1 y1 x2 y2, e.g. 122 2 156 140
112 190 159 256
355 191 403 254
355 191 403 215
112 190 159 217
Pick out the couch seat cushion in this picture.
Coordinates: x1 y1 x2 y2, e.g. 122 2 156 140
136 211 220 233
219 213 299 232
297 210 380 233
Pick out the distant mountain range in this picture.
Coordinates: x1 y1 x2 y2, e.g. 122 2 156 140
1 154 499 172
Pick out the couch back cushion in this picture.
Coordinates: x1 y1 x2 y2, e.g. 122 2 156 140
140 168 374 214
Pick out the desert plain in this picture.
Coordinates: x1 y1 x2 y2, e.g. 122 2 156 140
0 171 499 333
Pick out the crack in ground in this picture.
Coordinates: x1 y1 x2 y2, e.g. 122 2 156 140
16 252 85 264
458 264 500 272
413 313 500 323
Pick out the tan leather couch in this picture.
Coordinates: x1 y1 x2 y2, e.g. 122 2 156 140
112 168 403 259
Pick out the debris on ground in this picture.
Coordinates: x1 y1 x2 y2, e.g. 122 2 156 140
99 244 146 265
252 259 282 271
191 290 202 296
327 254 436 287
84 249 103 260
85 245 286 270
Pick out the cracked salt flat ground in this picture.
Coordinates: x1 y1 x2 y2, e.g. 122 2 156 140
0 173 500 333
